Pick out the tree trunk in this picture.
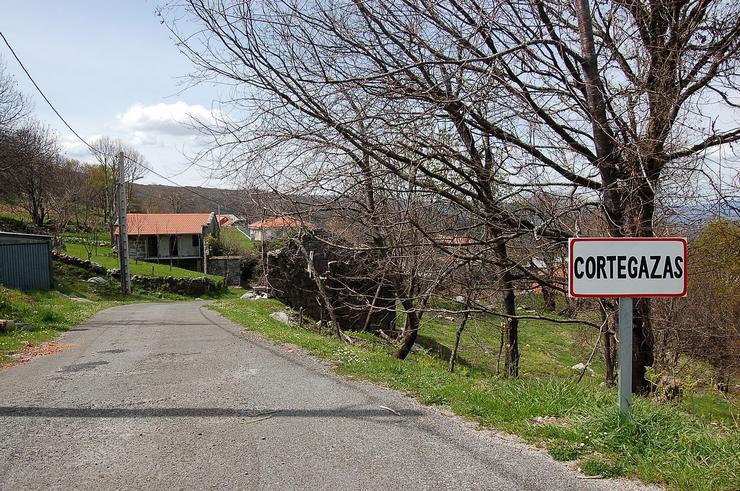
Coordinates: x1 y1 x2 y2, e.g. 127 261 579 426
502 289 520 378
32 208 44 227
300 243 344 341
632 298 654 394
599 300 617 386
542 285 556 312
448 308 470 372
490 239 519 378
396 298 419 360
628 182 657 394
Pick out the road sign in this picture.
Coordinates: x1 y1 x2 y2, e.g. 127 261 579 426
568 237 687 421
568 237 687 298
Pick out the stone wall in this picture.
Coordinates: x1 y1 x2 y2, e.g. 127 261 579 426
207 256 242 286
266 231 397 333
129 275 223 296
53 252 223 296
52 252 108 275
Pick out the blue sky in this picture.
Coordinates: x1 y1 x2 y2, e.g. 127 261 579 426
1 0 226 187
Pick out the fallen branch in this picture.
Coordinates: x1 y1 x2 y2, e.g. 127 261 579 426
577 316 607 383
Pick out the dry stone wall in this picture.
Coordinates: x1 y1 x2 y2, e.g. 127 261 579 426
266 231 397 333
53 251 223 296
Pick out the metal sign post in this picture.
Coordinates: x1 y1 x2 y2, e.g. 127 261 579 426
618 297 632 421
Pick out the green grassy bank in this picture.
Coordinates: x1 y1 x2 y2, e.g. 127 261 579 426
63 242 223 281
1 262 237 367
209 297 739 491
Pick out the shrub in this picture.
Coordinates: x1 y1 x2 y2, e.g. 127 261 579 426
240 253 260 286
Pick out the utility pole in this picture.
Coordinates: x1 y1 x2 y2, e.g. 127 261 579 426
117 151 131 294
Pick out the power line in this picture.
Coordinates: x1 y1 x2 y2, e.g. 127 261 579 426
0 30 230 212
0 31 96 155
123 154 230 209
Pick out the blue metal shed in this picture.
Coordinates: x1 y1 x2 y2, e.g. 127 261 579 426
0 232 53 291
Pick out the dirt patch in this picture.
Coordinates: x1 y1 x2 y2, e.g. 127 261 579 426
1 341 74 370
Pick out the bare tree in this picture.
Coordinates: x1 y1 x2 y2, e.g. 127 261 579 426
89 136 149 243
0 57 28 132
167 188 192 213
163 0 554 376
0 122 60 226
166 0 739 387
47 159 88 238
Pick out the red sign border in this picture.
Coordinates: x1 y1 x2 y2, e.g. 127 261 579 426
568 237 688 298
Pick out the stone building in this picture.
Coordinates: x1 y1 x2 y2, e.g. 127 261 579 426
247 216 310 241
114 213 219 273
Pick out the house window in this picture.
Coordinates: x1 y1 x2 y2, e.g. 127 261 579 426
192 235 199 247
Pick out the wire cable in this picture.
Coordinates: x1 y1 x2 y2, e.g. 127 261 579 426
0 30 97 155
1 30 230 212
123 154 229 209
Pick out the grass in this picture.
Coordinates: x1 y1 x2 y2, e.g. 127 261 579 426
419 312 601 380
422 293 735 425
63 242 223 281
62 231 108 240
208 297 740 491
220 226 258 254
0 286 113 366
0 262 240 367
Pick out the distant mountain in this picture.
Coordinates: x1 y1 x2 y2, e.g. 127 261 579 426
128 183 308 224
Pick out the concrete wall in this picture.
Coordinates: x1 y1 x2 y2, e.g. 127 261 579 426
207 256 242 286
249 227 286 241
128 234 200 259
204 213 220 237
178 234 201 257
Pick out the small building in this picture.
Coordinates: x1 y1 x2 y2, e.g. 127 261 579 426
0 232 53 291
217 214 241 227
247 216 310 241
114 213 219 273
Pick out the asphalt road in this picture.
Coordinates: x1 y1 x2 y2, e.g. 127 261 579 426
0 302 650 490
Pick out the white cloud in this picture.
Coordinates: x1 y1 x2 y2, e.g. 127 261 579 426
130 131 163 147
59 133 100 160
117 101 217 137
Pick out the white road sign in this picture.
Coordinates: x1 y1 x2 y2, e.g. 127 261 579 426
568 238 687 298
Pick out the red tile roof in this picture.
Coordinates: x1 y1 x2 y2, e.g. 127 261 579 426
247 216 308 229
114 213 213 236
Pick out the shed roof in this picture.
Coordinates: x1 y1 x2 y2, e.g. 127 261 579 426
115 213 214 236
0 231 52 245
0 231 52 240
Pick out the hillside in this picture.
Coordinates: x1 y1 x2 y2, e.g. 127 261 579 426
128 183 301 224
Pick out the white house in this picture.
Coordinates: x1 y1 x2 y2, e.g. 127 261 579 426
247 216 309 241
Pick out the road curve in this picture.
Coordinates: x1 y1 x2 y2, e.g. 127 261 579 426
0 301 649 490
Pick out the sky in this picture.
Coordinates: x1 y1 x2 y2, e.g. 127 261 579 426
1 0 228 188
1 1 737 201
